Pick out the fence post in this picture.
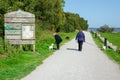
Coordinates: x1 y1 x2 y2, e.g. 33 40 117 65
33 44 35 52
104 38 107 49
94 32 97 38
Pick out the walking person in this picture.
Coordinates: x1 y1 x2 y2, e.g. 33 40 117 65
53 32 62 50
75 29 85 51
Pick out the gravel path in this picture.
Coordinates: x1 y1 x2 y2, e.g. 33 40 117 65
22 31 120 80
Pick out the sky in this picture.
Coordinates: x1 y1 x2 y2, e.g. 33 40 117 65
63 0 120 28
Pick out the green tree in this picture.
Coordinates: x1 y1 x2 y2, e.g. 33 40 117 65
97 24 114 33
0 0 88 33
0 0 7 37
62 12 88 32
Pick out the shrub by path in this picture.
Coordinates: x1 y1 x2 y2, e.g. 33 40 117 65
22 31 120 80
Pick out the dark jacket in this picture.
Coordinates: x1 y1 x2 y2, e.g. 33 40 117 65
54 34 62 44
76 31 85 42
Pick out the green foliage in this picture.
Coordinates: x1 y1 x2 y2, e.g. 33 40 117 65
32 0 66 30
4 41 23 58
0 38 5 54
0 0 88 78
91 32 103 48
0 52 42 80
0 27 76 80
97 24 114 33
62 12 88 32
0 3 6 14
0 0 5 36
105 49 120 64
101 33 120 48
0 0 88 35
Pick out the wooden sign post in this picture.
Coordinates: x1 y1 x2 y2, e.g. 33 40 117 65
4 9 35 52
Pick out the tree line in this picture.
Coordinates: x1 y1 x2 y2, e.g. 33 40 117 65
0 0 88 36
97 24 114 33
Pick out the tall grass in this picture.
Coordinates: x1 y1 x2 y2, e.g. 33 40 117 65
0 37 5 54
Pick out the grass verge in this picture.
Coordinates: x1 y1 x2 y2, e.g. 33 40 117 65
91 32 120 65
0 30 76 80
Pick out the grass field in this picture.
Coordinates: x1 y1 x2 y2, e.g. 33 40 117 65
91 32 120 65
101 33 120 48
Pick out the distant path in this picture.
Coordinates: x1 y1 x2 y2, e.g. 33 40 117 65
22 31 120 80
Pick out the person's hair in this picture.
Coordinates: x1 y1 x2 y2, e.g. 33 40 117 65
79 29 82 32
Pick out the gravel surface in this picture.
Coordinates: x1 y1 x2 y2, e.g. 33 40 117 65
22 31 120 80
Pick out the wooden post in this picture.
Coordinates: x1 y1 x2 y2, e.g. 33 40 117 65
33 44 35 52
104 38 107 49
94 32 97 38
20 45 22 50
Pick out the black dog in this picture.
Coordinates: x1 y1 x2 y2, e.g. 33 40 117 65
65 36 70 40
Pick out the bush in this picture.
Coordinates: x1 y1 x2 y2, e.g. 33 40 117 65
0 38 5 54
